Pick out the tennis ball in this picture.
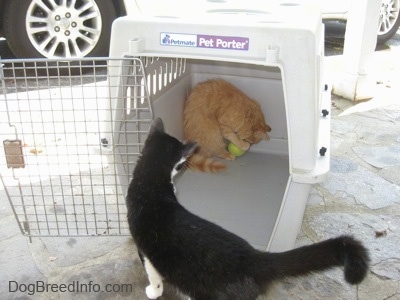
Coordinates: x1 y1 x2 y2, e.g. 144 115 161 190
228 142 246 157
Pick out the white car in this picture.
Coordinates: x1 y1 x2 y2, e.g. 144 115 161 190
0 0 143 59
320 0 400 44
0 0 398 59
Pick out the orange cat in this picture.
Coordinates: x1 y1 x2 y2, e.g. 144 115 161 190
183 79 271 172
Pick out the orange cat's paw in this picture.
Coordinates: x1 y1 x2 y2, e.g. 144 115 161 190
221 153 236 161
236 141 250 151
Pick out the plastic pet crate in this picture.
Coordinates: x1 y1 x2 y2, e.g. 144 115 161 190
108 2 331 251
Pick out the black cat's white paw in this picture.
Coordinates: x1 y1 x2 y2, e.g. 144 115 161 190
145 282 163 299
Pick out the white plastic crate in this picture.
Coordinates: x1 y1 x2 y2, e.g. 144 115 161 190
109 1 331 251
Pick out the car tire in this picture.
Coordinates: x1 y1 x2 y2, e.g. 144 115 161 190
3 0 117 59
377 0 400 44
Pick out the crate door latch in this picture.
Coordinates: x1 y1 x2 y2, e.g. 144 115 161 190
3 139 25 168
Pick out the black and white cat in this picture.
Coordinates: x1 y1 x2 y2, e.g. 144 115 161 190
126 118 370 300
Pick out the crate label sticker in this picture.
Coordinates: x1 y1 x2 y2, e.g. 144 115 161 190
160 33 249 51
161 33 197 47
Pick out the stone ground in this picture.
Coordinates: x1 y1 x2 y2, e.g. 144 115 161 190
264 97 400 300
1 29 400 300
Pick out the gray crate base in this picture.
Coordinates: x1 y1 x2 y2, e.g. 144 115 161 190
177 152 289 250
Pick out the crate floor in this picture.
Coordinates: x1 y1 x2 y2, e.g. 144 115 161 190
177 152 289 249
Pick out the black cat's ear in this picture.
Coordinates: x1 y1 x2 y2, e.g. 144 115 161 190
183 142 197 157
149 118 164 135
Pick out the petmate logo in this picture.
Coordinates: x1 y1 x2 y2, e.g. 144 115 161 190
160 33 197 47
160 32 249 51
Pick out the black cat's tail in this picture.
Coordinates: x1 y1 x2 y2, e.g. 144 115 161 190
257 235 370 285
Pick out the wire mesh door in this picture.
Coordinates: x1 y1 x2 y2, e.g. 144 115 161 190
0 57 153 237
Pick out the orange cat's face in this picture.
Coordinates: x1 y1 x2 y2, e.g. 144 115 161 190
236 101 271 145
